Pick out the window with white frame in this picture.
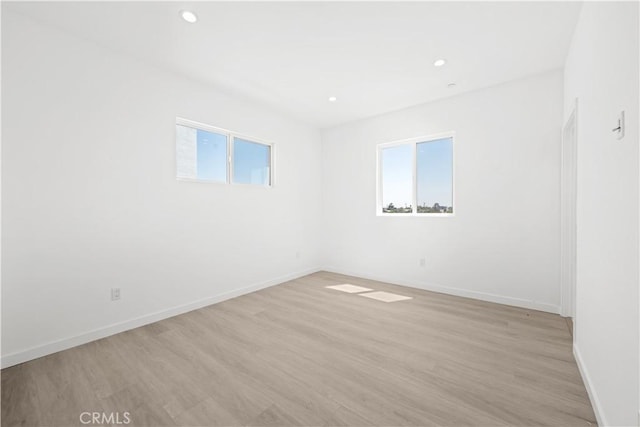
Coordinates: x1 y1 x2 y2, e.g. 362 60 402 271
378 134 454 215
176 118 273 186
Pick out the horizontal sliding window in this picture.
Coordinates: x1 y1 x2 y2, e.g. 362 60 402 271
378 135 454 215
176 118 273 187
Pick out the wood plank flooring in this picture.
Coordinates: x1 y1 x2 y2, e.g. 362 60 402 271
1 272 596 426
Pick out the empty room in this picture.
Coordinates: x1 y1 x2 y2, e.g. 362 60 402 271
1 1 638 426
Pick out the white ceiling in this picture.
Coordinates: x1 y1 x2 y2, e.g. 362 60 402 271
6 1 582 128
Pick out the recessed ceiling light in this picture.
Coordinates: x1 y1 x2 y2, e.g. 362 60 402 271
447 83 457 88
328 96 337 102
180 10 198 23
434 59 447 67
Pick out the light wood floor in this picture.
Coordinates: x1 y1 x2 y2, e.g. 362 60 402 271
1 272 596 426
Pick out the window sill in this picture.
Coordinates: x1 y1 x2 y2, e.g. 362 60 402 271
376 212 455 218
176 177 272 188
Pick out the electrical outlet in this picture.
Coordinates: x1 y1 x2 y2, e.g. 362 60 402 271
296 251 301 259
419 258 426 267
111 288 121 301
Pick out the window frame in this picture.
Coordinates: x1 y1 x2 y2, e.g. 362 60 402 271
376 131 455 217
175 117 275 188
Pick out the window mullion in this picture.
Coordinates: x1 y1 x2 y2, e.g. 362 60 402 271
228 134 234 184
412 141 418 214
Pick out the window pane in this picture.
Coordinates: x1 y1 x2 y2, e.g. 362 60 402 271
381 144 413 213
196 129 227 182
417 137 453 214
233 138 271 185
176 124 227 182
176 124 197 179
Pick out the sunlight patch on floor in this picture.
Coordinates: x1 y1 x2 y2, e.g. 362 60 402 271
359 291 412 302
325 284 373 293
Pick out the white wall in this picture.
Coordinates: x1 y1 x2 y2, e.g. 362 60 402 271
321 70 564 313
563 2 639 426
1 11 323 366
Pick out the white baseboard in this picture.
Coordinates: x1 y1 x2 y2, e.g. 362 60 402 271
1 267 320 369
322 267 560 314
573 343 607 427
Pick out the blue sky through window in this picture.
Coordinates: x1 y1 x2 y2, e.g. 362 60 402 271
233 138 271 185
381 144 413 208
417 137 453 207
196 129 227 182
381 137 453 212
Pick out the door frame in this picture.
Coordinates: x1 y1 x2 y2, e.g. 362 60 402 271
560 99 578 329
